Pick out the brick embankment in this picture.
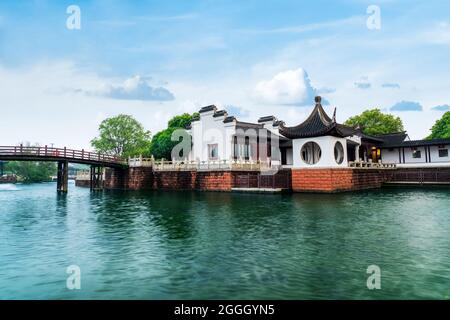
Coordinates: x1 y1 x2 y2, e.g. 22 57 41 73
291 168 388 192
102 167 390 193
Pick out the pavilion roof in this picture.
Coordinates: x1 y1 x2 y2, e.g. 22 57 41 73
279 96 357 139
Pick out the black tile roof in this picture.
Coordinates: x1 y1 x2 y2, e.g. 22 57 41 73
199 105 217 113
258 115 276 123
279 96 357 139
213 110 228 117
380 138 450 148
273 120 284 127
223 116 236 123
374 132 408 145
236 121 263 129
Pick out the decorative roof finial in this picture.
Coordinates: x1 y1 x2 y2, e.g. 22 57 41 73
332 107 337 122
314 96 322 104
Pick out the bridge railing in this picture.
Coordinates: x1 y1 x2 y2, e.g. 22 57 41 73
0 145 124 164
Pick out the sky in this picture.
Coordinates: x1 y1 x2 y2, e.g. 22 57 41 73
1 0 450 149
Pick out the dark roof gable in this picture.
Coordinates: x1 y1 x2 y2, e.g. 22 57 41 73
199 105 217 113
258 116 277 123
279 96 357 139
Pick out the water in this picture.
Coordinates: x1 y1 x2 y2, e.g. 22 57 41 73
0 182 449 300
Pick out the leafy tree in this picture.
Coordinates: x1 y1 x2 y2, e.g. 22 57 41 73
5 161 56 183
344 109 404 136
150 113 198 160
427 111 450 139
91 114 151 158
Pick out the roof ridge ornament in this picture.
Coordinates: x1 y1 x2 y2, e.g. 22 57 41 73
314 96 322 105
332 107 336 123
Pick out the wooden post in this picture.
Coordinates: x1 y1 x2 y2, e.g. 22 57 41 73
90 165 104 191
57 160 69 192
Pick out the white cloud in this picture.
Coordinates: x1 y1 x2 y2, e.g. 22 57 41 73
421 22 450 45
86 75 175 101
253 68 323 106
0 62 183 149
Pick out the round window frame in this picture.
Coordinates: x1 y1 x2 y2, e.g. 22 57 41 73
301 141 322 165
334 141 345 165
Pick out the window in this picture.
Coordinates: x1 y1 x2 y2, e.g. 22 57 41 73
438 147 448 158
208 144 218 160
244 136 250 160
411 148 421 159
301 142 321 165
233 136 238 160
334 141 345 164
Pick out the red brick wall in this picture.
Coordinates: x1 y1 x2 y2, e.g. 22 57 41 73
152 171 233 191
127 167 154 190
195 171 233 191
105 168 128 190
105 167 387 193
152 171 196 190
292 168 388 192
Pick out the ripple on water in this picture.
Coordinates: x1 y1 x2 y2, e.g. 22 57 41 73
0 186 449 299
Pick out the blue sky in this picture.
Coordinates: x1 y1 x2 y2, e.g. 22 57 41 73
1 0 450 148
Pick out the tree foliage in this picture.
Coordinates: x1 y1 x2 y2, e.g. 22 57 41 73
428 111 450 139
91 114 151 158
150 113 198 160
5 161 56 183
344 109 404 136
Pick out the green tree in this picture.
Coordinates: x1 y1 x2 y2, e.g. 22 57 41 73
5 161 56 183
150 113 198 160
91 114 151 158
344 109 404 136
427 111 450 139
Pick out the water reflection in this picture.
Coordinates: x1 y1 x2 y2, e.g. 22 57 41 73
0 184 449 299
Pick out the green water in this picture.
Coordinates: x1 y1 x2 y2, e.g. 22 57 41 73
0 182 449 299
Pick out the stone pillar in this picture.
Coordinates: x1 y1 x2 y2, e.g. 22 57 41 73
355 146 360 161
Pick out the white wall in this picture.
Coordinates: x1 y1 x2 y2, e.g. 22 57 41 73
189 111 235 162
189 112 281 163
292 135 349 168
381 144 450 165
286 148 293 165
381 148 400 164
430 145 450 163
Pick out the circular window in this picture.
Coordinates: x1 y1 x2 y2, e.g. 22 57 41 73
334 141 344 164
301 142 321 165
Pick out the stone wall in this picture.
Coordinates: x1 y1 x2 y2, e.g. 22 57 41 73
126 167 154 190
291 168 388 192
104 167 388 193
151 171 233 191
104 168 290 192
75 179 90 188
104 168 127 190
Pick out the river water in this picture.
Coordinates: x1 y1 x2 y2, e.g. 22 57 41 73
0 182 449 299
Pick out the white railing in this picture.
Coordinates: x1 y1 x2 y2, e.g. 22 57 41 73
349 161 396 169
127 157 282 171
75 170 90 181
128 156 153 167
